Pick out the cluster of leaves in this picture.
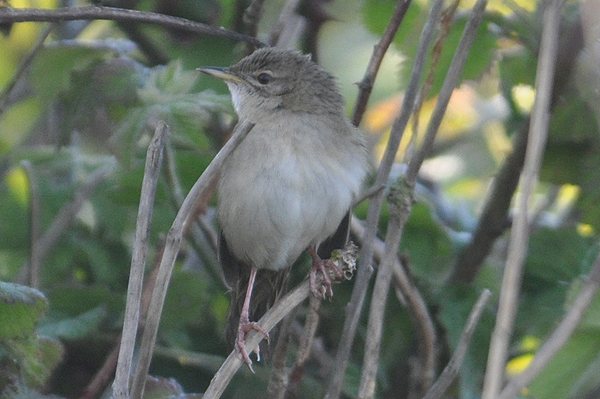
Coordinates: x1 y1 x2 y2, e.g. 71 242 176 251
0 0 599 398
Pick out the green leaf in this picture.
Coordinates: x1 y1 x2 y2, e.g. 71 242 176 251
525 228 594 284
529 332 600 399
0 282 48 341
3 335 64 390
401 203 453 284
38 306 108 340
30 40 137 104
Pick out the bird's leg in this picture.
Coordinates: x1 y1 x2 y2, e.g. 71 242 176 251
308 246 343 298
237 267 270 367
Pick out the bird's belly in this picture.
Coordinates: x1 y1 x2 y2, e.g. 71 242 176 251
218 151 354 271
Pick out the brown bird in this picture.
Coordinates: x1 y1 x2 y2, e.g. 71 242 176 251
198 48 368 366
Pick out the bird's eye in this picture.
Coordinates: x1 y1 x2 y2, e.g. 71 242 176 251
257 72 273 85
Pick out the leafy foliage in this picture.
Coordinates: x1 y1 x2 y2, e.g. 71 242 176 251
0 0 599 398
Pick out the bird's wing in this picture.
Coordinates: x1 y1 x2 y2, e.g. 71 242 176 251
317 211 351 259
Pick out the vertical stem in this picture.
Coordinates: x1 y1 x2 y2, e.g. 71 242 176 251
324 2 445 397
113 122 169 399
481 1 564 397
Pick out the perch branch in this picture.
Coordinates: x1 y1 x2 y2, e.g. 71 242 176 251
203 244 359 399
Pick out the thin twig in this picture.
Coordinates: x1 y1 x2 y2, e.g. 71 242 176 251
113 122 169 399
0 22 54 116
23 166 112 274
450 120 528 283
481 1 564 398
450 0 584 284
358 185 413 399
81 339 121 399
422 289 492 399
242 0 266 39
406 0 489 185
268 0 302 47
163 142 222 286
0 6 265 48
324 2 445 398
20 161 41 289
267 311 295 399
284 296 322 399
350 0 412 127
358 0 490 395
129 120 255 399
498 251 600 399
407 0 459 160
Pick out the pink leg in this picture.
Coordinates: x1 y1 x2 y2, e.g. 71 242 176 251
308 247 342 298
236 267 269 366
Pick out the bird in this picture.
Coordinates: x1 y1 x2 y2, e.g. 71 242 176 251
198 47 368 366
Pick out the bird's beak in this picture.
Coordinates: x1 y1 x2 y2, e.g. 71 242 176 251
197 67 243 83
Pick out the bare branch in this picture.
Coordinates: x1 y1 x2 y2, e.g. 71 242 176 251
0 6 265 48
284 295 322 399
81 339 121 399
23 166 111 274
422 289 492 399
129 120 255 399
242 0 266 39
482 1 564 398
351 0 412 127
113 122 169 399
359 185 413 399
498 252 600 399
325 2 445 397
406 0 489 184
450 0 584 284
268 0 303 47
0 22 54 116
355 0 489 396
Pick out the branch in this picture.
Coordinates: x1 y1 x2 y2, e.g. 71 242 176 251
203 244 359 399
358 185 414 399
284 295 322 399
0 6 265 48
422 289 492 399
113 122 169 399
268 0 303 47
481 1 564 397
450 0 585 284
324 2 445 397
21 165 111 276
350 0 412 127
129 120 255 399
358 0 489 396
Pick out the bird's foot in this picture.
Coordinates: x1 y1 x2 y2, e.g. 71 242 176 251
236 315 269 369
309 247 343 298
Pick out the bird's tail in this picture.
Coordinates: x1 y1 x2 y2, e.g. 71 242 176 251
225 266 290 360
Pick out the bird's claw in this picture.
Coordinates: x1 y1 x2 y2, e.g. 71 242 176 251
236 317 269 370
